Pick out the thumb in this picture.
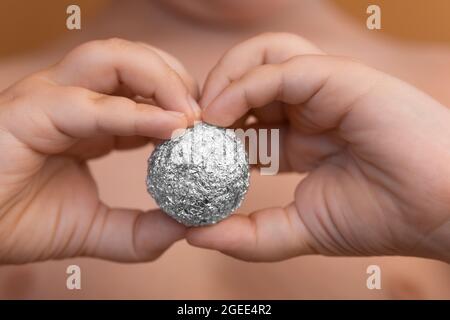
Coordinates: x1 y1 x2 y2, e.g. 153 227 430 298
186 203 316 262
80 206 186 262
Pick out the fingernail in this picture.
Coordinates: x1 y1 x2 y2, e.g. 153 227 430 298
188 96 202 118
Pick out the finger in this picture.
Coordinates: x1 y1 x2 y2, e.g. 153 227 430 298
63 136 152 160
202 55 382 130
46 38 200 121
5 85 187 154
81 207 186 262
113 136 152 150
201 32 323 108
251 101 286 124
186 203 316 262
136 42 199 99
237 122 344 174
235 123 291 173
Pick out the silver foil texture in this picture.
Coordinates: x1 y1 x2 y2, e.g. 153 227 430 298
147 122 250 226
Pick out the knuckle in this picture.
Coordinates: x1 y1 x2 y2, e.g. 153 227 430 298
258 32 320 53
71 40 105 57
136 43 194 89
103 37 130 49
64 41 105 65
65 38 129 63
258 31 285 38
6 73 45 97
258 31 298 41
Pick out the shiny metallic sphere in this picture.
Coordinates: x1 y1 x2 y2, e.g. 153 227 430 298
146 122 250 226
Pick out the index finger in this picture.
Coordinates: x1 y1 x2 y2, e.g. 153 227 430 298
202 55 382 130
46 38 200 122
201 32 323 108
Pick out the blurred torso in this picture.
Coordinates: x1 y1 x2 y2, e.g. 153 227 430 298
0 0 449 299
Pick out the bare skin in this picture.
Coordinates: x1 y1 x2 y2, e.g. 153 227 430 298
187 33 450 263
0 0 449 299
0 39 201 264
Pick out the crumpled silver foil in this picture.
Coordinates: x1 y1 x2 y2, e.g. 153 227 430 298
146 122 250 226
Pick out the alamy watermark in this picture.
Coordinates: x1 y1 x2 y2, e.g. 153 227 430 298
367 4 381 30
66 4 81 30
366 265 381 290
170 125 280 175
66 264 81 290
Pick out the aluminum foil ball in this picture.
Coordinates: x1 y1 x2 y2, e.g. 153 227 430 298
146 122 250 226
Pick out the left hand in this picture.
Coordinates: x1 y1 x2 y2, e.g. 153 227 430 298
186 33 450 263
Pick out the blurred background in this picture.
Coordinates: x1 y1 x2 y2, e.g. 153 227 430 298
2 0 450 59
0 0 449 299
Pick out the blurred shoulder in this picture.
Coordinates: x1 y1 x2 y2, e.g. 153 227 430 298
391 42 450 105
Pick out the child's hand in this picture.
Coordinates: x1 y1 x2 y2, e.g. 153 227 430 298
0 38 200 264
187 33 450 263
